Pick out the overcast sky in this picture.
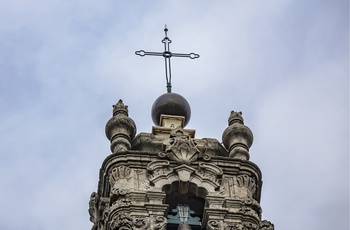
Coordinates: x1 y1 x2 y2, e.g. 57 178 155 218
0 1 348 229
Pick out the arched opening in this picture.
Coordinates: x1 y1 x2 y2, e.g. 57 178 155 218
163 181 207 230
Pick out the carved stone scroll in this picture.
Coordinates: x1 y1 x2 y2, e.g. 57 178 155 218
160 127 200 165
89 192 110 230
88 192 98 229
111 198 132 209
152 216 167 230
147 160 172 185
208 220 220 230
225 222 258 230
133 217 150 230
198 162 223 183
108 212 133 230
259 220 274 230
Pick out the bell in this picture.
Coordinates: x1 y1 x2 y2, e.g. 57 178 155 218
177 223 192 230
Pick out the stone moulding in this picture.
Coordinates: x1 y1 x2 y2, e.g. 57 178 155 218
97 151 263 202
198 162 223 181
93 142 267 229
146 160 224 193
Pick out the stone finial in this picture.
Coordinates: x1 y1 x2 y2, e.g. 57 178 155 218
113 99 128 116
222 111 253 160
228 111 244 125
105 100 136 153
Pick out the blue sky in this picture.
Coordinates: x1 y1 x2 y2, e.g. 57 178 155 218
0 1 348 229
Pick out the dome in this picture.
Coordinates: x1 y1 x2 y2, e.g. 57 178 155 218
151 92 191 126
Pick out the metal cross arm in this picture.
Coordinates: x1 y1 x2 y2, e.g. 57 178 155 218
135 25 200 93
135 50 199 59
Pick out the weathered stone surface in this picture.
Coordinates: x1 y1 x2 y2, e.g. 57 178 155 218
222 111 253 160
105 100 136 153
89 102 273 229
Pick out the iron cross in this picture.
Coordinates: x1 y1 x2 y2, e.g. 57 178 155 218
135 25 200 93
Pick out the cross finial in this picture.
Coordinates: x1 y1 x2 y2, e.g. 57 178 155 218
135 26 200 93
164 24 168 36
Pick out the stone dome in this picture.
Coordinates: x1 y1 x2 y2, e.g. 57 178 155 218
151 92 191 127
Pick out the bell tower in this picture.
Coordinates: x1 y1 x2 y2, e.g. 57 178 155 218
88 28 274 230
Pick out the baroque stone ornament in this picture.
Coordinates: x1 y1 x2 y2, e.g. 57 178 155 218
88 192 99 229
108 212 133 230
236 174 257 198
105 100 137 153
208 220 220 230
222 111 253 160
147 160 172 184
109 165 134 196
225 222 258 230
198 162 223 183
159 127 200 165
111 198 132 208
153 216 167 230
259 220 275 230
89 192 110 230
239 206 260 219
242 198 262 218
133 217 150 230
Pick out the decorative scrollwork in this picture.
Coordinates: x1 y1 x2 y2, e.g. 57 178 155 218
133 217 150 230
198 162 223 182
153 216 167 230
239 206 260 219
160 127 200 165
225 222 258 230
242 198 262 218
147 160 172 183
88 192 110 230
111 198 132 208
108 213 133 230
203 153 211 161
88 192 98 229
259 220 274 230
208 220 220 230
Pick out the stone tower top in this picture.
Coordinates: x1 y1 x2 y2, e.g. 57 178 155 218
89 27 274 230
